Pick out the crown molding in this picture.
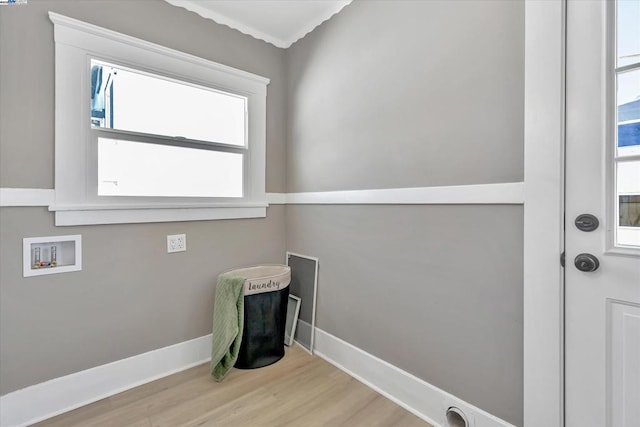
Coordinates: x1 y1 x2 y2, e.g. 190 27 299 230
164 0 351 49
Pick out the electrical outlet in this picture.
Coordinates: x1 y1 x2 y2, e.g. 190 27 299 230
167 234 186 253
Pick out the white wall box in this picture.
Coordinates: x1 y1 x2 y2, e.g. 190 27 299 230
23 235 82 277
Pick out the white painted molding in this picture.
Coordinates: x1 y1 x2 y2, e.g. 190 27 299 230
284 1 352 49
0 335 212 427
49 12 268 226
0 329 516 427
53 207 267 226
164 0 352 49
313 328 516 427
165 0 290 48
2 185 524 210
0 188 54 207
48 12 269 86
523 1 565 426
283 182 524 205
266 192 287 204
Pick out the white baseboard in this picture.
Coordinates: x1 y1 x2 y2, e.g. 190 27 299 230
1 329 516 427
0 335 212 427
313 328 516 427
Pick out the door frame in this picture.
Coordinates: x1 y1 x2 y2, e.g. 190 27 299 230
523 1 566 426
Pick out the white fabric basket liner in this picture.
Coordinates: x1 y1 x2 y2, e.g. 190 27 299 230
222 264 291 296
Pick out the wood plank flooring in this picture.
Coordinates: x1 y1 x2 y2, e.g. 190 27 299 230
35 345 429 426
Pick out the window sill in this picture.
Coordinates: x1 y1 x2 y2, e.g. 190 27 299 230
49 203 267 226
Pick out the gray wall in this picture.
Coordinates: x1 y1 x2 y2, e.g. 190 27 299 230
0 206 285 394
285 1 524 425
1 1 526 425
286 0 524 193
0 0 287 191
0 0 286 395
286 205 523 425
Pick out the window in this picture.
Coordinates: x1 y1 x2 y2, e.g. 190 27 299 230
97 138 244 198
90 60 246 199
613 1 640 247
49 13 269 226
90 60 247 146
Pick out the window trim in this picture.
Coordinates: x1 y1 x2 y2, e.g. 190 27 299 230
49 12 269 225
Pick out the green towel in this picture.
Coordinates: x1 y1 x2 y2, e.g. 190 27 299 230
210 274 245 381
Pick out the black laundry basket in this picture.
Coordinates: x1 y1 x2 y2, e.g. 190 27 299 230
222 265 291 370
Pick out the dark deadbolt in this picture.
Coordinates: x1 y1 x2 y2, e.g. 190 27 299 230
575 214 599 232
574 253 600 272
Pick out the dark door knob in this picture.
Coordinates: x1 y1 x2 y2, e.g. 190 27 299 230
574 253 600 272
575 214 599 232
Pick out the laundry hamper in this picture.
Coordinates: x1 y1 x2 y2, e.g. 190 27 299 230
222 265 291 369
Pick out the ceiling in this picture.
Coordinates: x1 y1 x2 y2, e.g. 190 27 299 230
165 0 352 49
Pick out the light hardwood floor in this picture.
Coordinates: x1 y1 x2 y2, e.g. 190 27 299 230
35 345 429 426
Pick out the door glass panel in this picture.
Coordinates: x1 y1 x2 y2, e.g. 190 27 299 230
614 6 640 248
617 69 640 157
616 0 640 68
619 195 640 227
617 161 640 247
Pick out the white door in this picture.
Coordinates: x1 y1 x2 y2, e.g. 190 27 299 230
565 1 640 426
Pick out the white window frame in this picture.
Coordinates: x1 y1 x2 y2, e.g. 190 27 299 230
606 0 640 254
49 12 269 226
